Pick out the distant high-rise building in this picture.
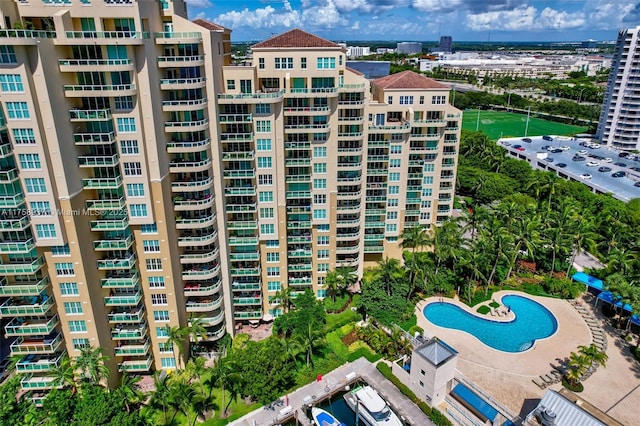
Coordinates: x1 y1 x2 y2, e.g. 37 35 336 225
397 42 422 55
438 36 453 53
598 26 640 150
347 46 371 59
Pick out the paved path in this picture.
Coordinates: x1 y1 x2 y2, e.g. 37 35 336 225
228 357 434 426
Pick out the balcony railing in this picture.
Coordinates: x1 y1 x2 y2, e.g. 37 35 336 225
65 31 149 39
0 277 49 296
11 333 63 355
0 296 54 317
5 314 59 337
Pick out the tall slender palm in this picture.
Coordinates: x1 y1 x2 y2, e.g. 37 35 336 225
400 224 429 253
566 218 596 276
377 257 402 297
278 335 302 367
164 325 188 369
209 356 242 416
298 322 325 368
186 316 208 358
505 215 541 280
75 346 110 385
51 354 77 394
335 266 357 290
274 286 293 313
117 373 144 413
324 270 341 303
149 370 171 424
168 378 197 426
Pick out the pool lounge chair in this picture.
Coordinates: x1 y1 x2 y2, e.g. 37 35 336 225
541 374 555 384
532 378 546 389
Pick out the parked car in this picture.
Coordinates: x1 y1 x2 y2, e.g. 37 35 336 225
598 166 612 172
512 144 522 149
580 173 592 179
612 171 626 178
544 157 554 162
630 167 640 172
603 158 613 163
541 145 551 150
515 146 526 151
522 137 532 143
614 162 627 167
573 155 586 161
589 143 601 149
550 148 563 153
619 152 630 158
560 146 570 151
634 182 640 187
586 161 600 167
542 135 553 141
556 163 567 168
578 150 588 155
502 141 511 146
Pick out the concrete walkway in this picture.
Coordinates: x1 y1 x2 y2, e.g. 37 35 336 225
229 357 434 426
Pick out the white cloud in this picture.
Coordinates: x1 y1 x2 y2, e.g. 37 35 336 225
185 0 212 8
466 5 584 31
586 0 636 30
412 0 466 14
538 7 585 30
215 5 302 29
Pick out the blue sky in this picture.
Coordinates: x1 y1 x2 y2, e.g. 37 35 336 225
185 0 639 43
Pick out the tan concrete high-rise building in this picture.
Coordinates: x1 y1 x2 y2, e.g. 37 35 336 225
0 0 460 403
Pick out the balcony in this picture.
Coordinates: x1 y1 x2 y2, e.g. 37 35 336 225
0 142 12 158
186 295 223 312
82 176 122 190
154 31 203 43
11 333 64 355
0 257 45 275
101 273 139 289
0 277 50 297
171 176 213 192
97 252 136 270
0 29 56 45
16 352 65 373
222 150 255 161
225 203 257 214
364 245 384 253
160 77 206 91
287 221 311 229
233 297 262 305
228 237 259 246
20 375 63 391
197 310 225 328
368 121 411 133
182 264 221 281
219 113 252 123
64 84 137 97
286 175 311 183
111 323 148 340
227 221 258 230
225 187 256 196
284 106 330 116
285 158 311 166
114 340 150 356
230 267 261 276
108 306 145 324
93 234 134 251
289 276 313 286
90 217 128 231
234 311 263 320
339 83 366 92
220 133 253 142
223 169 255 179
178 230 218 247
0 296 54 317
165 118 209 132
77 153 119 168
58 58 133 72
289 87 338 97
288 263 313 272
217 90 285 104
162 98 208 113
5 314 59 337
229 252 260 261
337 244 360 254
157 55 205 68
118 357 153 372
288 248 312 258
232 281 261 291
74 131 116 145
0 238 35 254
176 213 217 229
69 108 112 122
104 289 142 306
337 132 364 140
180 248 219 264
0 168 19 184
184 280 222 296
174 195 215 211
62 31 149 45
169 158 211 173
284 123 330 134
0 194 25 208
336 232 360 241
286 191 311 199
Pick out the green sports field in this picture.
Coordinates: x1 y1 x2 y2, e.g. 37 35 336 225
461 110 587 140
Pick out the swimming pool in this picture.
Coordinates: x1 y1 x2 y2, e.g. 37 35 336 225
423 295 558 352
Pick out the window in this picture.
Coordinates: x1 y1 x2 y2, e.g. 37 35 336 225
149 276 165 288
317 289 328 298
419 381 424 387
432 95 446 105
120 140 139 155
267 281 281 291
124 162 142 176
266 253 280 263
116 117 136 133
64 301 83 315
126 183 145 198
161 358 177 368
399 96 414 105
422 188 433 197
260 207 274 218
266 240 279 248
318 263 329 272
141 223 157 234
151 294 168 305
424 176 434 185
159 342 173 353
313 178 327 189
154 310 170 322
114 96 134 110
259 191 274 202
317 249 329 259
18 153 40 169
317 236 329 245
256 120 271 132
255 104 270 115
24 178 46 193
143 240 160 253
12 129 36 145
390 145 402 154
52 245 71 256
267 267 280 277
424 164 435 172
419 96 425 105
69 320 87 333
387 96 393 105
130 204 148 217
317 57 336 69
0 75 23 92
146 258 162 271
257 157 272 168
6 102 29 119
389 172 401 182
36 224 57 239
387 211 398 220
314 194 326 204
258 58 265 69
0 46 17 64
388 199 399 207
157 326 169 337
258 174 273 185
388 186 399 195
275 57 293 69
260 224 275 235
313 147 327 158
256 138 272 151
226 80 235 90
390 159 401 168
56 262 75 276
301 57 307 69
386 224 397 232
313 163 327 174
313 209 327 220
72 338 90 350
30 201 51 216
60 282 79 296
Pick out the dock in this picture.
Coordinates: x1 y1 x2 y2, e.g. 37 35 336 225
228 357 435 426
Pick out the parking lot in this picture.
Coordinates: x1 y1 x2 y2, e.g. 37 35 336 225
498 135 640 201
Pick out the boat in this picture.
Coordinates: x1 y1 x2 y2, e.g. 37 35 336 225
343 385 403 426
311 406 345 426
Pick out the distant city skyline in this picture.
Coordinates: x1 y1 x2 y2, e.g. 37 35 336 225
185 0 637 43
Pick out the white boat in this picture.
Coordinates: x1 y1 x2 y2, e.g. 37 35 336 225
343 385 403 426
311 407 345 426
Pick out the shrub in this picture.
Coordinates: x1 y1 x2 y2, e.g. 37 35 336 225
477 305 490 315
408 325 424 336
325 331 349 362
325 308 361 332
489 301 500 309
398 315 417 331
562 378 584 393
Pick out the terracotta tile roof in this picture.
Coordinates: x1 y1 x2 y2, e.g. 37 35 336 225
252 28 340 49
192 19 231 32
372 70 448 90
346 66 364 76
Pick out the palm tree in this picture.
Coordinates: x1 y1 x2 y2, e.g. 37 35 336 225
324 270 341 303
164 325 188 369
168 378 197 426
400 224 429 253
566 218 596 276
278 335 302 367
505 215 541 280
149 370 171 424
117 373 144 413
566 352 590 387
51 354 77 394
377 257 403 297
335 266 357 290
578 343 608 368
75 346 110 385
186 316 208 358
209 356 242 416
274 286 293 313
298 322 325 368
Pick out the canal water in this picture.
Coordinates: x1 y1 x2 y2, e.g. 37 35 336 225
283 390 366 426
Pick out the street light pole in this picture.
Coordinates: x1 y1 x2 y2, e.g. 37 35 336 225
524 106 531 137
476 106 481 131
578 88 586 104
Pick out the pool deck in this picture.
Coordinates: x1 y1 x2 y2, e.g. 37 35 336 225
416 291 639 425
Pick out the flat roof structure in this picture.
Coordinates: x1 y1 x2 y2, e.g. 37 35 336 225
526 388 624 426
497 135 640 202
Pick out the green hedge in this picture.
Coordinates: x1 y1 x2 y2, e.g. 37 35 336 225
477 305 490 315
326 331 349 361
347 347 381 363
376 363 451 426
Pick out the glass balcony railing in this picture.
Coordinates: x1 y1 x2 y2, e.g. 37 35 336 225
90 217 128 231
108 306 145 324
65 31 149 39
230 267 260 276
0 277 50 296
0 257 45 275
227 221 258 230
74 131 116 145
85 197 126 211
0 238 35 254
104 289 142 306
20 375 63 390
233 297 262 305
118 357 152 372
97 253 136 270
232 282 261 291
16 352 64 373
69 108 112 121
182 265 221 280
0 29 56 38
64 84 136 93
186 296 223 312
11 333 63 355
101 273 139 288
179 247 219 263
59 58 132 67
217 90 285 101
111 323 148 340
78 153 119 167
114 339 150 356
154 31 202 40
5 314 59 337
93 234 134 251
183 280 222 296
0 194 25 208
234 311 262 319
229 252 260 261
0 168 19 183
0 296 53 317
82 176 122 189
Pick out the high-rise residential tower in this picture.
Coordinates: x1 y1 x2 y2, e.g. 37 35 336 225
0 0 460 402
597 25 640 150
